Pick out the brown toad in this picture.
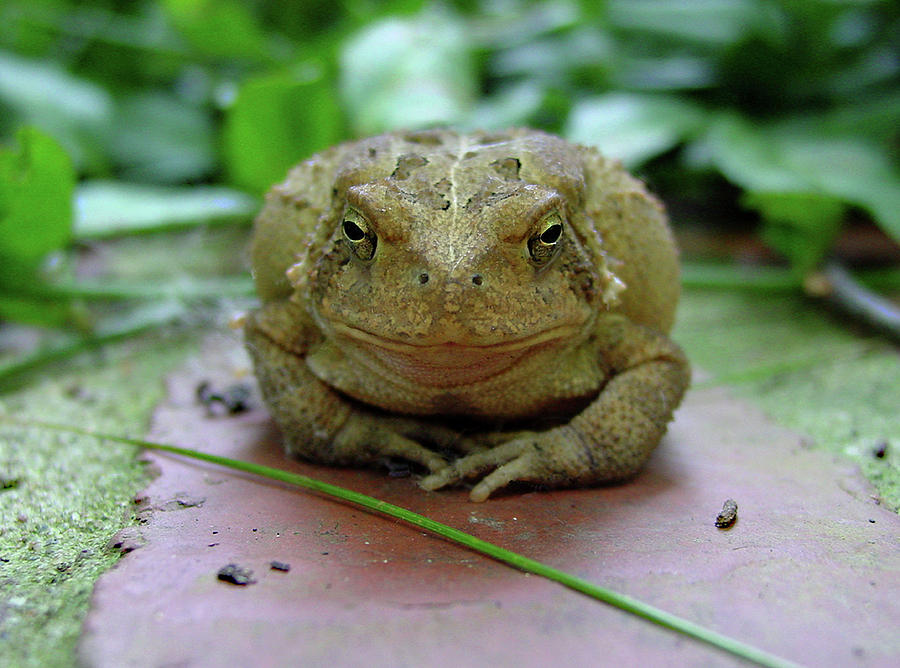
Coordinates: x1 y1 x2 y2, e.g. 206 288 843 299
244 128 690 501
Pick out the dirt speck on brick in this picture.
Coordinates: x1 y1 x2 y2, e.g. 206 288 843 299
217 564 255 585
107 528 147 554
715 498 738 529
196 380 252 415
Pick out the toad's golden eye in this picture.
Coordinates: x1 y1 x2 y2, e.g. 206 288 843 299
341 209 377 261
527 212 564 266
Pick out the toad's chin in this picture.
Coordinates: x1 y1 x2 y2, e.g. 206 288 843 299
331 323 580 388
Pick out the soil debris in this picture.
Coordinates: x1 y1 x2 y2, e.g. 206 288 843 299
196 381 252 415
715 499 738 529
217 563 256 585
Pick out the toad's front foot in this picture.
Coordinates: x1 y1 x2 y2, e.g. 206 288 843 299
419 413 667 501
421 431 577 502
292 413 450 474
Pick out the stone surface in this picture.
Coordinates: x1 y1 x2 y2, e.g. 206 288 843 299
79 332 899 667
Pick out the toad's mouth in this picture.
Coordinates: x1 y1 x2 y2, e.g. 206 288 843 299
331 323 580 388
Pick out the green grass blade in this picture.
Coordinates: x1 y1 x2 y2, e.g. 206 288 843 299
24 276 255 301
0 302 186 388
680 262 799 292
1 417 800 668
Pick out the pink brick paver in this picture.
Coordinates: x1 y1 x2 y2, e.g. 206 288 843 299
79 334 900 667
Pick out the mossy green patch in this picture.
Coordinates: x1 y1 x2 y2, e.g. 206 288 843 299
0 332 197 668
675 291 899 511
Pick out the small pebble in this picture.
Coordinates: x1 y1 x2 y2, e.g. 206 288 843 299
1 473 21 490
217 563 256 585
197 381 252 415
270 560 291 572
715 499 738 529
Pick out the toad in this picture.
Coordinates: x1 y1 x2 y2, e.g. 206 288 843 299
244 129 689 501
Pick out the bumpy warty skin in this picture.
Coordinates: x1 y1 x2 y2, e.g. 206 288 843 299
244 128 690 501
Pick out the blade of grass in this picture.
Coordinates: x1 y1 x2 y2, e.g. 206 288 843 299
3 4 190 58
692 340 879 389
680 262 799 292
73 181 258 239
0 417 799 668
0 302 186 388
680 262 900 293
21 276 255 301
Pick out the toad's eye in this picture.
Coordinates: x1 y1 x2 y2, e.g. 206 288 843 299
527 213 564 267
341 209 377 261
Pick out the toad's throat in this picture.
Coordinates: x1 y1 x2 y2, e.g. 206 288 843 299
332 323 577 388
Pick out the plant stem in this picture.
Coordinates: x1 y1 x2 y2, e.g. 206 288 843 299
814 261 900 342
8 276 255 302
0 302 185 387
680 263 799 292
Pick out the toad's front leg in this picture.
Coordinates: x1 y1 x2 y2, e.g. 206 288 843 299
421 317 690 501
245 303 451 473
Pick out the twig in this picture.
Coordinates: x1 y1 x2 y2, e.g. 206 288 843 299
806 260 900 342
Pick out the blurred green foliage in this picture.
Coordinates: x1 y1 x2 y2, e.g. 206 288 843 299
0 0 898 330
0 127 75 326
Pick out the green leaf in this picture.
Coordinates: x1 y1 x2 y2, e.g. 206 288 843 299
476 1 580 49
339 9 475 135
771 133 900 243
0 126 74 267
613 54 716 91
0 292 76 329
606 0 777 46
463 82 545 130
490 28 611 81
747 192 845 275
813 91 900 147
107 92 217 184
687 114 808 192
691 114 900 246
161 0 275 61
0 52 112 173
223 66 343 194
566 93 706 167
73 181 258 238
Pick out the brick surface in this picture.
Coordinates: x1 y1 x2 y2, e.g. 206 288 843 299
79 333 900 667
